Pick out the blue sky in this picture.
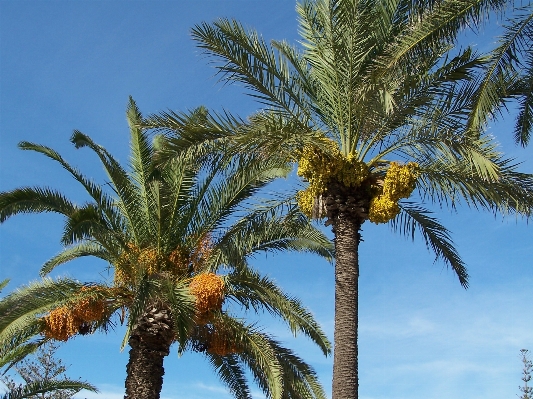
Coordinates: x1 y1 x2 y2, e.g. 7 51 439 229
0 1 532 399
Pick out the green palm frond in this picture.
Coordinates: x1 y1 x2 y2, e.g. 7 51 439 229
0 341 42 371
190 155 291 236
207 354 252 399
381 0 505 73
418 148 533 216
60 204 111 246
156 159 196 248
0 279 84 333
0 188 76 223
467 7 533 140
225 267 331 356
191 19 309 121
0 279 85 367
270 343 327 399
126 97 155 239
1 379 97 399
0 279 9 293
512 42 533 146
144 107 243 165
40 242 110 276
214 204 333 267
121 275 152 350
70 130 147 244
393 202 468 287
18 142 124 232
237 111 318 158
156 279 195 349
211 317 283 399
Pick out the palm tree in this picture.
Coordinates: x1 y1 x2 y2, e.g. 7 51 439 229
144 1 533 398
467 4 533 146
0 98 334 399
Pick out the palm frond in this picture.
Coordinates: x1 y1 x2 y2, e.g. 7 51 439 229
1 379 97 399
17 141 124 232
270 342 327 399
156 279 195 349
206 354 252 399
215 204 333 267
0 187 76 223
121 275 152 350
417 145 533 216
513 46 533 146
467 7 533 137
126 97 155 240
382 0 506 73
393 202 468 287
145 107 239 162
40 242 110 276
70 131 147 244
211 317 283 399
190 154 291 237
0 341 42 370
191 19 309 120
225 267 331 356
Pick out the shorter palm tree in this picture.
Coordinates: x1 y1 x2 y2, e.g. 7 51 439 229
0 98 333 399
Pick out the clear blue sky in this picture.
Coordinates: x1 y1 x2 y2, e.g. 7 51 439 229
0 2 531 399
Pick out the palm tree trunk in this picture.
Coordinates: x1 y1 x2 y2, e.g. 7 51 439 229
124 305 174 399
331 215 361 399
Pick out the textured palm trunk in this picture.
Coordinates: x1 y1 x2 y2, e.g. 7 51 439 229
331 215 361 399
124 304 174 399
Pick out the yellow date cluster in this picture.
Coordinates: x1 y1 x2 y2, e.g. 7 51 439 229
189 272 225 324
114 235 214 287
368 162 420 223
42 288 107 341
296 140 369 217
296 139 420 223
206 326 240 356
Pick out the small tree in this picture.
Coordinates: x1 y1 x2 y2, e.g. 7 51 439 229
0 341 96 399
520 349 533 399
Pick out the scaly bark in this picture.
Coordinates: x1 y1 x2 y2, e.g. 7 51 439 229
124 304 174 399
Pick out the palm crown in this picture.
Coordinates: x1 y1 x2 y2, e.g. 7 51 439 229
149 0 533 285
0 98 334 399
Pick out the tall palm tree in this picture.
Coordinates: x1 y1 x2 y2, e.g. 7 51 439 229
0 98 334 399
467 3 533 146
145 1 533 398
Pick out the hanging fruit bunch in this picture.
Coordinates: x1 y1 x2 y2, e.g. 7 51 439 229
115 234 215 286
114 243 140 287
138 247 163 275
189 272 225 324
114 244 168 286
41 287 109 341
167 247 189 276
296 138 420 224
206 326 240 356
189 323 240 356
368 161 420 223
